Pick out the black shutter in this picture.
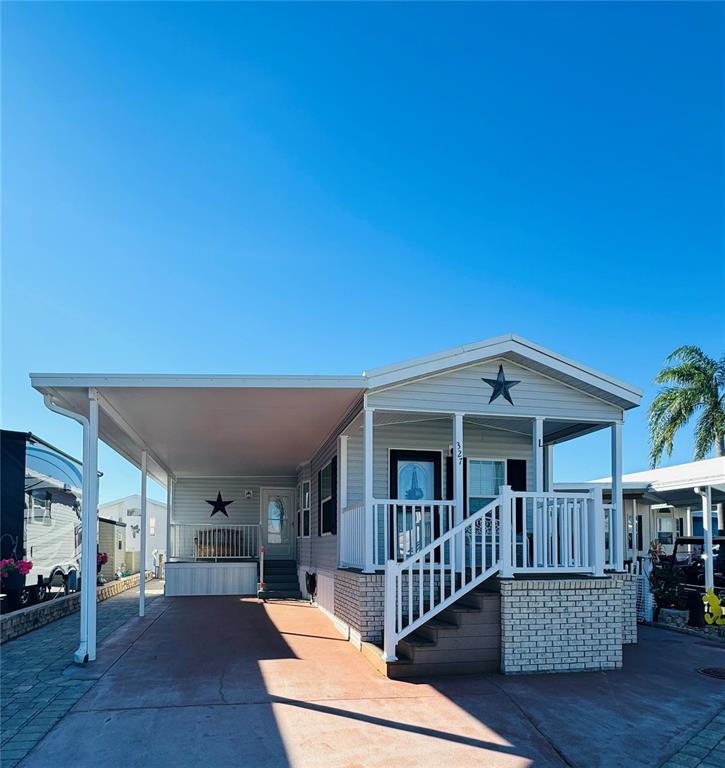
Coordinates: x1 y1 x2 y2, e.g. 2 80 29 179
317 470 322 536
330 456 338 535
507 459 527 562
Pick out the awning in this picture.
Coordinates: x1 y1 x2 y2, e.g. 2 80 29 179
31 374 366 485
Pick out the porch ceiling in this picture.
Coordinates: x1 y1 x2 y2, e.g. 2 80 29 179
31 379 365 485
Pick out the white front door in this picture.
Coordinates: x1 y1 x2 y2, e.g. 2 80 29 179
261 488 296 559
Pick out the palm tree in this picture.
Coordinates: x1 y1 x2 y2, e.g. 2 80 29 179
648 345 725 467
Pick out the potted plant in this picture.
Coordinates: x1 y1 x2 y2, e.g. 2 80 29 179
649 550 689 627
96 552 108 585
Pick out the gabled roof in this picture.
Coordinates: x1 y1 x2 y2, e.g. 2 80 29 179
363 334 642 409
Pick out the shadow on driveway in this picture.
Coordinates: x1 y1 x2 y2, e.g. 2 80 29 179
16 598 725 768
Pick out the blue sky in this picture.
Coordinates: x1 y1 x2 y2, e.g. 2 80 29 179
2 2 723 503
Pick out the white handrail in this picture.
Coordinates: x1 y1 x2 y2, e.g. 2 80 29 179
383 496 502 660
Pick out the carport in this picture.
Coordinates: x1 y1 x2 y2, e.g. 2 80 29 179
31 374 365 663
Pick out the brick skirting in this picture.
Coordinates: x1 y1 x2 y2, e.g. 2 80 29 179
333 570 384 647
500 576 624 674
0 572 154 644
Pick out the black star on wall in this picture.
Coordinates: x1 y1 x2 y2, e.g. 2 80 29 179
482 365 520 405
206 492 234 518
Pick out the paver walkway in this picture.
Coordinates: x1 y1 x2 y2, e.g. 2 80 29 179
6 595 725 768
1 580 163 767
661 708 725 768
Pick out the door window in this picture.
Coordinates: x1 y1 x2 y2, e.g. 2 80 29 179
267 497 286 544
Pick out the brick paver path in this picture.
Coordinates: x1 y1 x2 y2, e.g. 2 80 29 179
661 708 725 768
1 581 162 767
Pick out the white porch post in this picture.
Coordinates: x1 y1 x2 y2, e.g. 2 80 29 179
698 486 714 592
78 391 99 663
544 445 554 492
363 406 374 573
611 423 624 571
533 418 544 492
166 474 173 571
453 412 465 579
499 485 513 578
140 450 147 617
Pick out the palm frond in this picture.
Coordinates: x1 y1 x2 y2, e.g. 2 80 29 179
648 386 700 466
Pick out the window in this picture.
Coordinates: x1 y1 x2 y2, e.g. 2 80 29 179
298 481 310 538
467 459 506 513
319 461 336 535
149 517 156 536
29 492 51 523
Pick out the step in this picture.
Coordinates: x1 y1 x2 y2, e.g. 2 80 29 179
260 581 300 591
397 643 500 665
387 658 500 679
258 589 303 600
263 572 300 584
439 604 499 627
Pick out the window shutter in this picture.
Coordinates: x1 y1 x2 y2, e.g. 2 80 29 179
317 470 322 536
330 456 338 535
507 459 527 547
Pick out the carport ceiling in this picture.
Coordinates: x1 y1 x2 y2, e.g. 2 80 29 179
32 381 365 481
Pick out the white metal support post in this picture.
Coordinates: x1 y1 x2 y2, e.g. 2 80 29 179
544 445 554 492
382 559 397 661
140 450 148 617
43 392 99 664
338 435 348 569
453 413 465 578
697 486 714 592
165 474 173 576
533 418 544 492
363 406 374 573
611 423 624 571
81 392 99 661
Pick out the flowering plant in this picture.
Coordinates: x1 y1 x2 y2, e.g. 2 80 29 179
0 558 33 578
97 552 109 566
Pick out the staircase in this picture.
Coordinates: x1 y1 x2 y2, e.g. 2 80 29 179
387 585 500 678
257 559 302 600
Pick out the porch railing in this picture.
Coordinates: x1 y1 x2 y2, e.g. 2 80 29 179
339 500 455 569
169 523 260 561
603 504 616 570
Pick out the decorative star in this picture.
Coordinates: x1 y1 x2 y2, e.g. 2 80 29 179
482 365 520 405
206 492 233 518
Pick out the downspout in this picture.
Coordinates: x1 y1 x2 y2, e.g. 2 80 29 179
43 394 96 663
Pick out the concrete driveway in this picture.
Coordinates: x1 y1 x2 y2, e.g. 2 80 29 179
17 595 725 768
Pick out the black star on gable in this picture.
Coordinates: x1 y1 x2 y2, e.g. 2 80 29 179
206 491 234 518
482 365 520 405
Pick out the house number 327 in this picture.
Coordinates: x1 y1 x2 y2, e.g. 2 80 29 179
456 440 463 466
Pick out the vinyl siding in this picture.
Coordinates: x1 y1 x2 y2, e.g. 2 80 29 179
345 417 533 504
174 476 297 528
367 358 623 421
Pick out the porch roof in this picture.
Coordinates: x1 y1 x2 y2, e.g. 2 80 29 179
30 376 365 486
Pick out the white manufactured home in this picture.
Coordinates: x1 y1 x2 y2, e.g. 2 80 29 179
32 334 642 675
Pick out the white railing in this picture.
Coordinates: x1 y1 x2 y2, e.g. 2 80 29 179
499 489 604 575
340 500 456 569
383 497 501 660
381 486 606 660
339 503 367 568
170 523 260 561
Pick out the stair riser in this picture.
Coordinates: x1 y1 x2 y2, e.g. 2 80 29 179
404 647 500 664
388 659 499 679
417 623 500 642
440 609 499 627
459 595 501 610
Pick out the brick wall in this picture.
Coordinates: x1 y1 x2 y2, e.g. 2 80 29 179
612 572 637 644
500 577 623 674
0 572 153 644
333 570 384 647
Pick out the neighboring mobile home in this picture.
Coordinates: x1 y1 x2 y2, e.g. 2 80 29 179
32 334 643 674
98 494 167 573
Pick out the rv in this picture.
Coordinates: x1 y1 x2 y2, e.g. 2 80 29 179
1 430 82 608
